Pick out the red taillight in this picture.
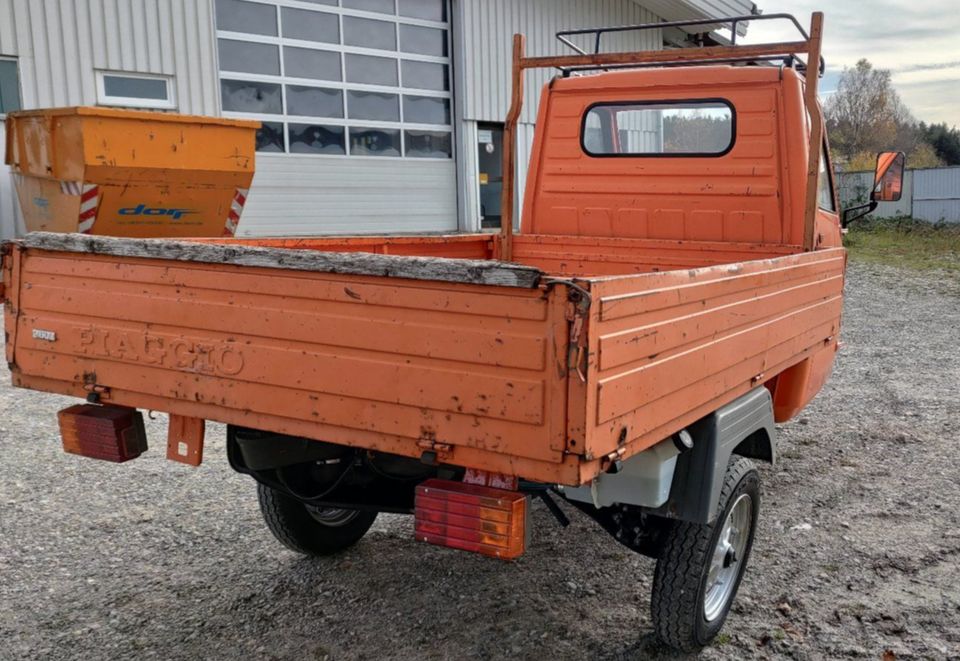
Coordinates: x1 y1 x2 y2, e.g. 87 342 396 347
414 478 528 560
57 404 148 462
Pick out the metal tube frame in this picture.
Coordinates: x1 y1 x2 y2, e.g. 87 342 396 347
557 13 808 52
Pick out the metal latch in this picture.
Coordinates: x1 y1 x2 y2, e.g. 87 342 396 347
600 447 627 473
418 431 452 465
417 438 452 453
566 285 592 383
541 278 592 383
83 383 112 403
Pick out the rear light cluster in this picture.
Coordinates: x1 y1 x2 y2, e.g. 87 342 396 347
58 404 148 462
414 478 529 560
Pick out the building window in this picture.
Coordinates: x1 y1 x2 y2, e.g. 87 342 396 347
96 71 176 110
214 0 453 159
0 58 22 115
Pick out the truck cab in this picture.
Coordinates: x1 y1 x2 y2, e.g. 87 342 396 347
524 65 842 252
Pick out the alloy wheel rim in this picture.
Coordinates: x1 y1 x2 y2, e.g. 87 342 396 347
703 493 753 622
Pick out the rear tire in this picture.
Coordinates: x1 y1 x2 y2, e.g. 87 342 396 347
650 456 760 651
257 484 378 556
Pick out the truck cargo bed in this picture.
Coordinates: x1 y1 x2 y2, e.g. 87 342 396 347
2 233 845 485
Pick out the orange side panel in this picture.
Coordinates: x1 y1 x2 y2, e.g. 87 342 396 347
576 248 846 480
771 343 838 422
521 67 793 246
8 247 574 482
511 234 793 277
2 245 21 365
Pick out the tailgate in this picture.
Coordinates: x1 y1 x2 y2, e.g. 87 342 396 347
2 233 576 482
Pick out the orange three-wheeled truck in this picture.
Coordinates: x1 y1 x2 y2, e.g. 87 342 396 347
1 13 903 651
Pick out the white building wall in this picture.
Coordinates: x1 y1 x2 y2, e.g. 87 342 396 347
458 0 661 125
456 0 662 229
0 0 217 112
641 0 757 35
1 0 688 239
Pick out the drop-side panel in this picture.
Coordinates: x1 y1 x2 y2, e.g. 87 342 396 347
581 249 846 471
7 247 573 479
512 235 794 276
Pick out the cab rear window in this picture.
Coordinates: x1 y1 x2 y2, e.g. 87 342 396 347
582 99 735 157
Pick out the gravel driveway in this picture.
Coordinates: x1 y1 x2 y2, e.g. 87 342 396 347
1 262 958 661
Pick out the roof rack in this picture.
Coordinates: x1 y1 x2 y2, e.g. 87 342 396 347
497 12 827 259
551 13 825 76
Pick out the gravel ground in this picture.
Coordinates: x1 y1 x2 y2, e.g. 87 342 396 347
1 262 959 661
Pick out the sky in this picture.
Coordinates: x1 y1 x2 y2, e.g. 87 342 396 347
739 1 960 127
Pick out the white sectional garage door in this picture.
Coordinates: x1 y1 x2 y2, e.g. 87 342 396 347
214 0 457 236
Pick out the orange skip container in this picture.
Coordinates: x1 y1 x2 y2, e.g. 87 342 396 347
4 107 258 238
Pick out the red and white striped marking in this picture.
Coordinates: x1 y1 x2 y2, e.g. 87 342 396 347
224 187 249 236
60 181 83 196
77 185 100 234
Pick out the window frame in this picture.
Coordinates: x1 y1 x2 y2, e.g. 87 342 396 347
581 98 737 159
0 56 22 117
818 138 839 213
214 0 454 160
95 71 176 110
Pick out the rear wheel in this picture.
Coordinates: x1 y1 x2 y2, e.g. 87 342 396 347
257 483 378 556
650 456 760 651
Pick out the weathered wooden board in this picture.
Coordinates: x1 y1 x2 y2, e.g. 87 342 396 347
18 232 544 289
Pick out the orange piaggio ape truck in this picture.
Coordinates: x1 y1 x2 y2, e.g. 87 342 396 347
1 13 903 651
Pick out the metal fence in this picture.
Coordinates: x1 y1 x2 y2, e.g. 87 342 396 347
838 166 960 223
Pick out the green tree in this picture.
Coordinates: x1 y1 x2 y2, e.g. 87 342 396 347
825 59 945 170
919 122 960 165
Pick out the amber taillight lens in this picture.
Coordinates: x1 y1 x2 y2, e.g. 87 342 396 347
57 404 148 463
414 478 528 560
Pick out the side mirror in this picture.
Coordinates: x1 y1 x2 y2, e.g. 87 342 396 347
842 151 907 228
872 151 905 203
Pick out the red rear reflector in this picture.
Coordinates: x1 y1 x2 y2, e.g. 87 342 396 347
57 404 148 463
414 478 528 560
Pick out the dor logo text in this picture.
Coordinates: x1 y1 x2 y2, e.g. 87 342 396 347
119 204 195 220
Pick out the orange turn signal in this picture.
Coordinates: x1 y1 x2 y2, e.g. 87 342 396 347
414 478 528 560
57 404 148 463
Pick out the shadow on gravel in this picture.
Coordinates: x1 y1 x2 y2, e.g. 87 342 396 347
171 508 671 660
598 633 698 661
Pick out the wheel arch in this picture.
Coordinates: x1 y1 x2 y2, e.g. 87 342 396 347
732 427 776 465
652 387 776 525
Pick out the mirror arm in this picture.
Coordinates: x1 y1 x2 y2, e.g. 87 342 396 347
841 201 878 228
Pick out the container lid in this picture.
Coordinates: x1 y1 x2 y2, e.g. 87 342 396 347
5 106 260 129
